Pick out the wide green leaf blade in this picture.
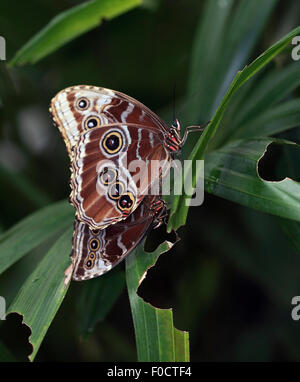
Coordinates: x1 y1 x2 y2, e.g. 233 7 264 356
168 25 300 231
205 138 300 222
225 62 300 142
0 200 73 275
126 242 189 362
9 0 141 66
6 227 73 361
233 98 300 139
78 269 125 338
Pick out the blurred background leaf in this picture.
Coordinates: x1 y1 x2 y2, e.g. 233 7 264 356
0 200 73 275
6 227 72 361
77 268 125 339
184 0 278 132
9 0 142 66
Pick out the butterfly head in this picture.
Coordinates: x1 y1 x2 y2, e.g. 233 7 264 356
171 118 180 130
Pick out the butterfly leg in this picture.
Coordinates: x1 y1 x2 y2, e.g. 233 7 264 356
181 121 210 146
150 199 168 229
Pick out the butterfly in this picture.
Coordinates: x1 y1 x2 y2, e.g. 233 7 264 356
50 85 204 281
50 85 193 229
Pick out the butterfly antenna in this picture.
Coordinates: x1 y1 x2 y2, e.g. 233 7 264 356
172 83 177 124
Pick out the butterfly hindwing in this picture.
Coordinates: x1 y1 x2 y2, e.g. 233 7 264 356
71 195 164 281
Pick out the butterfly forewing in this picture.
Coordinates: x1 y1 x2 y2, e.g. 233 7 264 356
50 85 168 158
71 124 169 229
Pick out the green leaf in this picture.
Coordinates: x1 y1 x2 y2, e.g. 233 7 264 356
6 227 73 361
186 0 277 126
186 0 234 125
0 164 51 209
280 219 300 253
0 200 73 276
78 269 125 338
9 0 142 66
205 138 300 222
126 242 189 362
233 98 300 139
168 25 300 232
226 62 300 141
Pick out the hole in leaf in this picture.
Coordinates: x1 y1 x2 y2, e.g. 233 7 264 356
144 222 177 253
137 223 179 309
137 250 177 310
0 313 32 361
258 142 300 182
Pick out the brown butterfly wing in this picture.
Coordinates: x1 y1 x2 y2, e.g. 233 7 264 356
50 85 168 159
71 195 162 281
71 124 170 229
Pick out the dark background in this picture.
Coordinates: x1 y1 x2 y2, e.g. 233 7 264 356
0 0 300 361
